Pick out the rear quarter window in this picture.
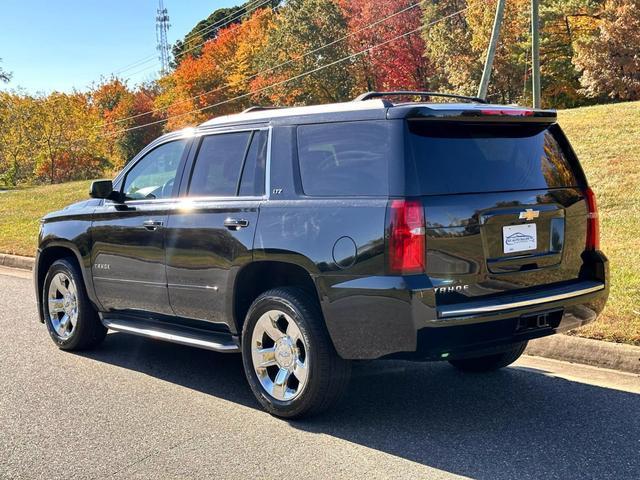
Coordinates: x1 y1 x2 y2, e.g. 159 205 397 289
297 121 391 196
406 121 581 195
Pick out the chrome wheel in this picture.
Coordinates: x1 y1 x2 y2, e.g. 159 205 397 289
47 272 78 339
251 309 309 401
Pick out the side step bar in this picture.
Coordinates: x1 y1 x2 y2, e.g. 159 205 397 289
101 317 240 353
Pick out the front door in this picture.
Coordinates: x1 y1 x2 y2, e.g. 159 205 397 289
165 128 268 330
90 138 190 315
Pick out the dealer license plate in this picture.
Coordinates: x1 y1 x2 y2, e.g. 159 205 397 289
503 223 537 254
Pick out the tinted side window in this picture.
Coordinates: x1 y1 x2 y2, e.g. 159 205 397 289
407 122 580 195
123 139 188 200
239 130 268 196
189 132 251 197
297 121 390 196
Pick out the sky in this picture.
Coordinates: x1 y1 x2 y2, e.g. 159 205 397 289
0 0 237 94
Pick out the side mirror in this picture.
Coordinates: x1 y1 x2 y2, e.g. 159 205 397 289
90 179 115 200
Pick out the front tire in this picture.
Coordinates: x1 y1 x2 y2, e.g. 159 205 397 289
448 341 528 372
42 258 107 351
241 287 351 419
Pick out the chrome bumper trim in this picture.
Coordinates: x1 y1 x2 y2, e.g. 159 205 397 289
439 283 605 318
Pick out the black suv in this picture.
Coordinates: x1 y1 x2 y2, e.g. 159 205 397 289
35 92 608 418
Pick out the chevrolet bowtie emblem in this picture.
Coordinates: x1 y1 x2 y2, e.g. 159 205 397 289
519 209 540 221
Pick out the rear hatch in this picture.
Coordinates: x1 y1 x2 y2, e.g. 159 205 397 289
403 111 593 306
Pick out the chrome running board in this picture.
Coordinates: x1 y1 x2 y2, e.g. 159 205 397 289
101 317 240 353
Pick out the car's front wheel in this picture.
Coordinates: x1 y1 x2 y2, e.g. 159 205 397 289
241 287 351 419
448 341 528 372
42 258 107 351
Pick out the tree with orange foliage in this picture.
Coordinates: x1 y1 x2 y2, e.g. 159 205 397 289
574 0 640 101
91 78 163 167
156 8 275 130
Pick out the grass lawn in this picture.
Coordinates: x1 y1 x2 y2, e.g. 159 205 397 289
558 101 640 344
0 180 93 257
0 101 638 344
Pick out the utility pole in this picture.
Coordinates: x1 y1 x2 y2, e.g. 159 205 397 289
531 0 541 108
477 0 506 101
156 0 171 76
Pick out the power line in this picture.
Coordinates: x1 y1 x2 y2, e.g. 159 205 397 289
103 7 469 139
111 0 274 82
113 55 158 75
173 0 273 61
99 0 433 128
182 0 269 44
118 63 164 82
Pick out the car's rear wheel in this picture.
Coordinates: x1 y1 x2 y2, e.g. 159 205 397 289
241 287 351 419
43 258 107 351
448 341 528 372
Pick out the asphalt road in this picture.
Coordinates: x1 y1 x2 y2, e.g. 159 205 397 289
1 266 639 480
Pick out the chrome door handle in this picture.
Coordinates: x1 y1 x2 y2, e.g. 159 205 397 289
142 219 164 231
224 218 249 230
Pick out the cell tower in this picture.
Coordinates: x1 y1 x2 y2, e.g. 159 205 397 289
156 0 171 76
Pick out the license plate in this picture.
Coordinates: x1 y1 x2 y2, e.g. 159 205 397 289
503 223 537 253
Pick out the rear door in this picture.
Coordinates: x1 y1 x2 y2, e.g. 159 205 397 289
165 128 268 330
405 120 589 302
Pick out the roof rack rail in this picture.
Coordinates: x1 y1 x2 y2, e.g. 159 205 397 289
354 91 487 104
241 105 283 113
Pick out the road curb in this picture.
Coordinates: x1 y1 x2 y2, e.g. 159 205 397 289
526 334 640 374
0 253 34 271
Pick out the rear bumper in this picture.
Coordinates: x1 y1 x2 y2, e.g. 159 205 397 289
407 290 605 361
319 252 609 360
437 282 604 318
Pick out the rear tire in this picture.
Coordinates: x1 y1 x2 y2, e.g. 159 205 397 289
42 258 107 351
241 287 351 419
448 341 528 372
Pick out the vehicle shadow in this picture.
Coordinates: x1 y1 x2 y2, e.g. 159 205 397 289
83 332 640 480
80 331 258 410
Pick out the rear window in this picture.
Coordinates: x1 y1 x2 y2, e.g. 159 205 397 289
186 129 266 198
189 132 251 197
297 121 390 196
407 122 580 195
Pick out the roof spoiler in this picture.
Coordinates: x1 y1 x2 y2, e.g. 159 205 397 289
354 91 487 104
396 106 557 123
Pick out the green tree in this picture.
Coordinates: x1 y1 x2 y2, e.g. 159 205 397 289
172 5 243 64
537 0 603 107
422 0 610 108
32 92 106 184
0 92 37 185
0 58 11 82
423 0 532 104
252 0 354 105
171 0 280 65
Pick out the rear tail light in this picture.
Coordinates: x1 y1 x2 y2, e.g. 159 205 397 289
387 199 426 274
585 187 600 250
